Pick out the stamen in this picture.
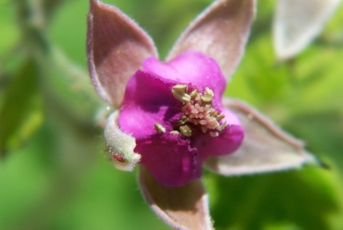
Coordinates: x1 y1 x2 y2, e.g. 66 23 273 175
154 123 166 133
179 115 188 124
201 94 213 103
216 114 225 121
179 125 192 137
171 85 227 137
205 87 214 96
189 89 198 98
210 131 219 137
218 121 227 131
172 84 191 103
170 130 180 135
210 111 218 116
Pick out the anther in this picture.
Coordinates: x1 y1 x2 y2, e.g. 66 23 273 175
172 84 191 103
210 111 218 116
179 115 188 124
210 131 219 137
201 94 213 103
216 114 225 121
179 125 192 137
218 121 227 131
189 89 198 98
170 130 180 135
154 123 166 133
205 87 214 96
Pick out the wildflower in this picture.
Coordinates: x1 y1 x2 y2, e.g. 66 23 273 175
273 0 342 60
87 0 316 229
118 50 245 187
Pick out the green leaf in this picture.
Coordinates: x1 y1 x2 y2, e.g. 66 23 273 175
0 1 19 56
324 3 343 36
42 0 67 21
227 34 292 106
0 128 52 229
0 57 43 157
285 111 343 175
207 167 342 230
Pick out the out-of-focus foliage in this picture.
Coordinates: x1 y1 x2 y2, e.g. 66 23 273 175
0 0 342 229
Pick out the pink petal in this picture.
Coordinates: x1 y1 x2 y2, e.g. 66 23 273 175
143 51 226 101
136 133 200 188
139 166 212 230
166 0 256 81
119 69 181 140
204 98 317 175
195 123 244 161
87 0 158 108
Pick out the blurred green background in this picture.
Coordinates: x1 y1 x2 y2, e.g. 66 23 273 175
0 0 342 229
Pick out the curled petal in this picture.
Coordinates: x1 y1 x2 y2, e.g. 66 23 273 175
139 166 212 230
204 98 317 175
166 0 256 81
273 0 342 60
104 111 141 171
87 0 158 108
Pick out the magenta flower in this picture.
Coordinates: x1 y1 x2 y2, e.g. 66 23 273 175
87 0 316 229
119 51 244 187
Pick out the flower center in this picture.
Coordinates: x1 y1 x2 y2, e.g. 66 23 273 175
154 84 227 137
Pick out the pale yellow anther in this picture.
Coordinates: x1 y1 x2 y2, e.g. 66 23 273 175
189 89 198 99
170 130 180 135
201 94 213 103
154 123 166 133
172 84 191 103
179 125 192 137
210 111 218 116
205 87 214 96
210 131 219 137
216 114 225 121
218 121 227 131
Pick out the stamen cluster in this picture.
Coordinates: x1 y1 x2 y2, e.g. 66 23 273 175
169 84 227 137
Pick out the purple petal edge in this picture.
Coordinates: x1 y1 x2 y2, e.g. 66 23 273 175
87 0 158 108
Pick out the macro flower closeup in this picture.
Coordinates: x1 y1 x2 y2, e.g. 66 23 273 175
87 0 317 229
119 51 245 187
